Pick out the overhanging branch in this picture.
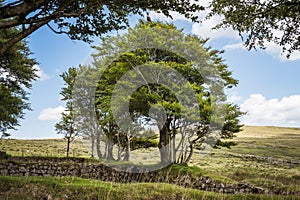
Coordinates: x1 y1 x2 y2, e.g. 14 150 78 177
0 19 50 55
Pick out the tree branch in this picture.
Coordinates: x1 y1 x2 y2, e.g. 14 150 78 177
0 19 50 55
47 23 67 34
0 0 51 19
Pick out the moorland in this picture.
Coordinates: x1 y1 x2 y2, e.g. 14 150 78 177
0 126 299 199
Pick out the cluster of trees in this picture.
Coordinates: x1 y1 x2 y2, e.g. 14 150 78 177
1 0 299 161
56 21 243 164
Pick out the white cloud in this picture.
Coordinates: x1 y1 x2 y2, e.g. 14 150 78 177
192 15 240 40
264 42 300 61
38 106 65 121
148 1 240 42
34 64 49 80
222 27 300 61
149 11 186 22
240 94 300 127
224 43 246 51
148 1 211 22
222 41 300 61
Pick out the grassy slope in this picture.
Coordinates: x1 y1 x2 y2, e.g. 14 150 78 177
0 126 300 199
0 176 297 200
189 126 300 192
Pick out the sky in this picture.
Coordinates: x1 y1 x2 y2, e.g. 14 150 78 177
8 8 300 139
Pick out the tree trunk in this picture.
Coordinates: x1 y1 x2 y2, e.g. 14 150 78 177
123 133 131 161
172 129 176 162
158 125 171 164
107 140 114 160
184 144 193 164
66 137 71 158
96 134 102 159
117 133 122 161
91 132 95 158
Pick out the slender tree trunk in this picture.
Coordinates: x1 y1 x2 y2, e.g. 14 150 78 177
66 137 71 158
184 144 193 164
117 133 121 161
123 133 131 161
91 132 95 158
96 134 102 159
172 129 176 162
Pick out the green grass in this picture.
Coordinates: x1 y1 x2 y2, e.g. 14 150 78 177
1 126 300 198
0 176 298 200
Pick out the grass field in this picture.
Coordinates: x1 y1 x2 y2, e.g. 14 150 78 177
0 138 89 157
0 126 300 199
189 126 300 193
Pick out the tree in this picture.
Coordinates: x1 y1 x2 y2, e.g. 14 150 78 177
93 60 157 161
0 27 37 137
0 0 203 54
208 0 300 58
72 65 105 159
55 67 79 157
89 21 243 165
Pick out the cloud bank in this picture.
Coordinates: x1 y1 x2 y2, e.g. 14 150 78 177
239 94 300 127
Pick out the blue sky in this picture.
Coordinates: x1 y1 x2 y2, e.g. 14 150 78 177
9 10 300 139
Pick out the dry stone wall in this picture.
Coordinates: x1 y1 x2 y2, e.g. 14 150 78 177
0 156 292 195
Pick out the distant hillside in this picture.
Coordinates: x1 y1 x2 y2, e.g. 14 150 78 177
237 125 300 138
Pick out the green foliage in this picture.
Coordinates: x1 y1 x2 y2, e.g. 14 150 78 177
221 104 245 139
0 27 37 137
0 0 204 54
209 0 300 57
130 137 158 150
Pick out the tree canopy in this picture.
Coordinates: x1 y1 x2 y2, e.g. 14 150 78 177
0 27 37 137
2 1 299 57
209 0 300 57
0 0 203 54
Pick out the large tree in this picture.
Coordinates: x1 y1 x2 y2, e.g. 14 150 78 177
208 0 300 57
0 0 203 54
0 27 37 137
87 21 243 165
